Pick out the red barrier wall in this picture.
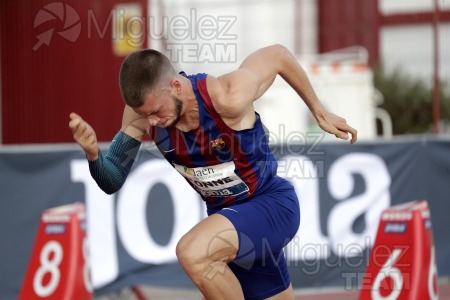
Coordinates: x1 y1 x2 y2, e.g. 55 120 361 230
318 0 380 66
1 0 147 144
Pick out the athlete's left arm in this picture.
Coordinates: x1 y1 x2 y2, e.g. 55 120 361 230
213 44 357 143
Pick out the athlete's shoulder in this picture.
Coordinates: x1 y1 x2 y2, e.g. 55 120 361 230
204 74 230 114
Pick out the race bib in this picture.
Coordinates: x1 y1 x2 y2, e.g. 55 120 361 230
173 161 249 197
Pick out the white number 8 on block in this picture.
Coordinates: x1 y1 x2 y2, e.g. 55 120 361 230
371 248 403 300
33 241 63 297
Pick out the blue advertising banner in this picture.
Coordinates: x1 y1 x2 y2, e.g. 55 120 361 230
1 138 449 299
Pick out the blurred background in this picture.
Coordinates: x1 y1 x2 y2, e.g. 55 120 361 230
1 0 450 144
1 0 450 299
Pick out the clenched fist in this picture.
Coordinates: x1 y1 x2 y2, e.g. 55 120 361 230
69 112 99 160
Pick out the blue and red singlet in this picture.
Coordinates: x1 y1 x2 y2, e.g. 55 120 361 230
150 72 300 299
149 72 280 211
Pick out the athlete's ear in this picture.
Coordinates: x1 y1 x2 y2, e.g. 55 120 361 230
170 79 182 95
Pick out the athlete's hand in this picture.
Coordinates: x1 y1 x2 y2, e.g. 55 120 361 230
315 111 357 144
69 112 99 160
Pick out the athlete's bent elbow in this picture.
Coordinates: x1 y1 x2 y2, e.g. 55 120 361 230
95 177 126 195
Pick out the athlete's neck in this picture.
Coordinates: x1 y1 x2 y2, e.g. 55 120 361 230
176 77 200 132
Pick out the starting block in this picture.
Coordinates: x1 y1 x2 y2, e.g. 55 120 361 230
19 202 92 300
359 200 439 300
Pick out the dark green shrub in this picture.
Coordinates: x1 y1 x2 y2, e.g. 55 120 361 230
374 67 450 134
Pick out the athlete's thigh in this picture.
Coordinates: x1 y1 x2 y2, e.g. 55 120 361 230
215 182 299 299
177 213 239 263
217 187 300 261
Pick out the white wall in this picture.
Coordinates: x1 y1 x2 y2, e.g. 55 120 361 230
146 0 323 73
254 61 376 141
380 0 450 89
380 0 450 14
143 0 450 140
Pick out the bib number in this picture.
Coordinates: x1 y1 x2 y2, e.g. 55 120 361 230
173 161 249 197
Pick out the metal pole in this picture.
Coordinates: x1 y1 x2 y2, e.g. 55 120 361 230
0 18 2 144
433 0 440 134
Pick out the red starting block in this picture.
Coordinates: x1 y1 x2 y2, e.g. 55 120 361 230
19 202 92 300
359 200 439 300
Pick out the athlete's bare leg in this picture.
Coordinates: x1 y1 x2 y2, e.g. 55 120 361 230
176 214 244 299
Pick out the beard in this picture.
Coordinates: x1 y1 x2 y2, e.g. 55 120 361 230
166 96 183 128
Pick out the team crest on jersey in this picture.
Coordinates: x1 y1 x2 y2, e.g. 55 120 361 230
211 137 225 151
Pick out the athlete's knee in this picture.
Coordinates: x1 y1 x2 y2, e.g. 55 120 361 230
176 215 239 280
176 230 237 276
176 234 205 273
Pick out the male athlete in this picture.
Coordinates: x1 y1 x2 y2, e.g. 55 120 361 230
69 44 357 299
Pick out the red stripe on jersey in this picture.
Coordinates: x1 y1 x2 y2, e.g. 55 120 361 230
170 128 218 205
191 127 222 205
193 126 222 165
170 128 189 165
196 78 258 204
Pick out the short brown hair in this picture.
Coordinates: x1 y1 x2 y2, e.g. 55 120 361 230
119 49 175 107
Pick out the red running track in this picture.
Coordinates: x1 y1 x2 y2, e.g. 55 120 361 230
296 282 450 300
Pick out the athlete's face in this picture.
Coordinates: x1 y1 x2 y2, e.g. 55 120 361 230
136 89 183 128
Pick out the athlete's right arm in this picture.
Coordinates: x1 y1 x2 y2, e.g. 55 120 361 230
69 107 149 194
120 105 149 141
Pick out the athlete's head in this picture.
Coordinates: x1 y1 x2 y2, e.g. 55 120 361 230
119 49 176 107
119 49 183 128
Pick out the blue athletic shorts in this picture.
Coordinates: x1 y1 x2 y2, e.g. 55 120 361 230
212 176 300 299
